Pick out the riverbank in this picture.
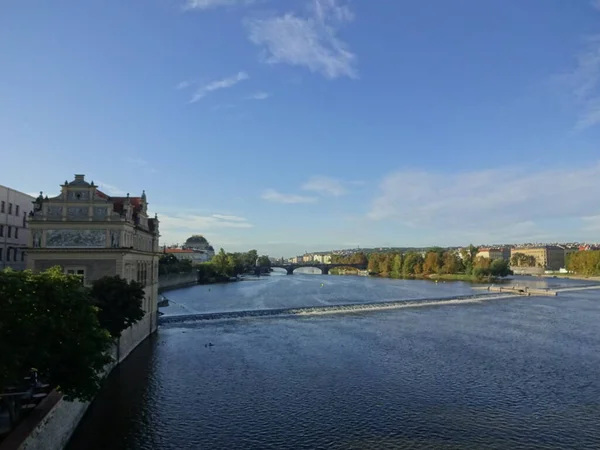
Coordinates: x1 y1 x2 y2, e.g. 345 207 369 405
538 273 600 282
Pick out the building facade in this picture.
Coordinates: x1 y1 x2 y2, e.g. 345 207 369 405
26 174 161 335
476 247 510 261
510 246 566 271
0 185 35 270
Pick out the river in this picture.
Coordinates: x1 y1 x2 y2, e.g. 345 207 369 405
67 273 600 449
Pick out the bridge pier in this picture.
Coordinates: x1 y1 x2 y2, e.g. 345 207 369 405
322 266 330 275
286 267 294 275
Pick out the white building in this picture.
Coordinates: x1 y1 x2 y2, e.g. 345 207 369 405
164 248 211 263
1 185 35 270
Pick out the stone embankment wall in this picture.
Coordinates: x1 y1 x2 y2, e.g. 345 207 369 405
158 272 197 292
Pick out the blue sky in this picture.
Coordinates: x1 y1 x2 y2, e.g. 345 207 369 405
2 0 600 257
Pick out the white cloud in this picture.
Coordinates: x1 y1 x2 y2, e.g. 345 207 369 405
159 213 253 233
261 189 317 204
302 176 347 196
190 72 249 102
183 0 254 10
247 91 270 100
246 0 357 79
125 157 158 174
563 15 600 129
211 214 248 222
368 163 600 236
176 80 192 89
96 181 127 196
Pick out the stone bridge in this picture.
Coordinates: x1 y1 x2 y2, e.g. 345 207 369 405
258 263 368 275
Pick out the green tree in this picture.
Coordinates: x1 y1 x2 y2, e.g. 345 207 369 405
0 268 113 415
90 276 145 339
257 255 271 267
402 252 423 276
490 259 512 277
391 254 403 277
212 248 230 275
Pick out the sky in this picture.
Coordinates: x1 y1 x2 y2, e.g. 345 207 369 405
1 0 600 257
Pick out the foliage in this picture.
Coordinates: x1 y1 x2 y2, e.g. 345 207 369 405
90 276 145 338
0 267 113 401
158 254 193 275
332 252 368 265
212 248 233 276
567 250 600 276
364 246 511 281
510 252 537 267
257 255 271 267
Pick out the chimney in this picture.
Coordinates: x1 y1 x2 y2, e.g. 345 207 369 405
74 174 85 182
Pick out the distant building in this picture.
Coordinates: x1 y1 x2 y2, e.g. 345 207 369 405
289 256 299 264
182 235 215 261
476 247 510 261
1 185 35 270
510 246 566 271
164 248 211 264
27 174 160 334
313 253 332 264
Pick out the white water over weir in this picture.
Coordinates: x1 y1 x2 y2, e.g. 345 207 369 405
159 293 518 325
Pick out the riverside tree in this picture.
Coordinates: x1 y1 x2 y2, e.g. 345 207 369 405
0 267 113 405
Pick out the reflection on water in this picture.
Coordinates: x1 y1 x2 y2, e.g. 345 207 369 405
67 277 600 450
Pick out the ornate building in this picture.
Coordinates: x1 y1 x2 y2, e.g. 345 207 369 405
27 174 161 340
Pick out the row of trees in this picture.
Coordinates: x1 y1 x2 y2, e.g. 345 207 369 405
1 268 145 427
362 245 511 279
510 252 538 267
567 250 600 276
159 249 272 283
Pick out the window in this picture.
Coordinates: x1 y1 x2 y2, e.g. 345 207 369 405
21 251 25 262
15 205 19 216
7 226 11 238
8 203 12 214
65 267 86 284
15 228 18 239
6 249 10 262
0 201 4 213
0 249 2 261
13 249 18 261
0 225 3 237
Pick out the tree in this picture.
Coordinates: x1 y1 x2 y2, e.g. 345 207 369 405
379 254 393 275
367 254 381 273
442 251 461 274
391 254 403 277
90 276 145 339
567 250 600 276
402 252 423 276
490 259 512 277
212 248 230 275
257 255 271 267
422 251 441 274
510 252 537 268
0 267 113 412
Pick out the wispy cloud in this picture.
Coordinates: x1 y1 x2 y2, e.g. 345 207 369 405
247 91 270 100
368 162 600 240
183 0 254 11
190 72 249 102
561 4 600 130
301 176 347 196
176 80 193 89
96 181 127 196
159 213 253 231
261 189 317 204
246 0 357 79
125 157 158 174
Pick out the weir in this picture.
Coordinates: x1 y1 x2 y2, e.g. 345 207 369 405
159 293 518 325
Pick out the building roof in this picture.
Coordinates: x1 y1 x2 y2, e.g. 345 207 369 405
165 248 194 254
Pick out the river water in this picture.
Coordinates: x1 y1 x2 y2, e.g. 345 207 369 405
67 273 600 449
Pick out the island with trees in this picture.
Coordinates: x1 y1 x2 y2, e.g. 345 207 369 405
331 245 512 282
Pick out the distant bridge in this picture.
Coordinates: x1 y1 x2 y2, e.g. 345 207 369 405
258 263 368 275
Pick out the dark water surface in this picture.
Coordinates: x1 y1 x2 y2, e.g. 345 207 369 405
67 275 600 449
